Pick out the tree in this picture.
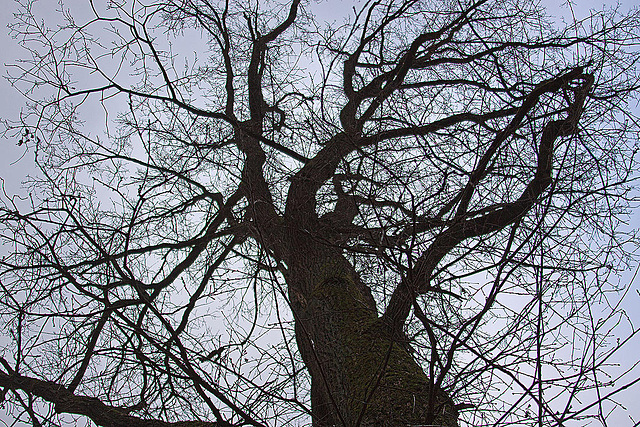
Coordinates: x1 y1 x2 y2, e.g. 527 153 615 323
1 0 640 425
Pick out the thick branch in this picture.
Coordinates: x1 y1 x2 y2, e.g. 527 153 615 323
241 0 302 250
0 370 228 427
382 72 594 333
455 67 587 218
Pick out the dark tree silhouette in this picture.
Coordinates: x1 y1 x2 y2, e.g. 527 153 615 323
1 0 640 426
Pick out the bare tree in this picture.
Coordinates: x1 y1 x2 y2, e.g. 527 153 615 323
1 0 640 426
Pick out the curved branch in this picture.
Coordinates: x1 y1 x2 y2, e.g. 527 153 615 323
382 71 594 334
0 368 229 427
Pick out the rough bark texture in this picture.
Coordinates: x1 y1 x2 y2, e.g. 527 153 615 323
283 240 458 427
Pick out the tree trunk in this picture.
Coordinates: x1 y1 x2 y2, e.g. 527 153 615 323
284 245 458 427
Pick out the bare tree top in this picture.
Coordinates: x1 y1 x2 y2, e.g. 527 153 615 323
1 1 640 426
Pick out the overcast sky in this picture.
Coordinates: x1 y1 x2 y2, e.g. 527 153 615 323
1 1 639 426
3 0 638 191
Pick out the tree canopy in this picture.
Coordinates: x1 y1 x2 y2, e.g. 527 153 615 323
1 0 640 426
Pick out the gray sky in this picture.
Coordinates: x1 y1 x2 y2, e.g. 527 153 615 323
1 1 639 426
1 2 31 196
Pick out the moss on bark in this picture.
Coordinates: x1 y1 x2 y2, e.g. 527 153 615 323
298 275 458 427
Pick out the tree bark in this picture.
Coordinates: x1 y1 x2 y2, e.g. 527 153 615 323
283 239 458 427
